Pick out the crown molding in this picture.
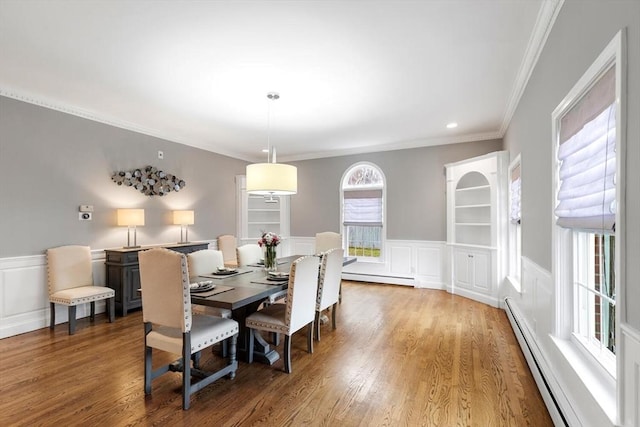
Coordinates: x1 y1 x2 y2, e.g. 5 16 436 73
278 131 502 162
498 0 565 136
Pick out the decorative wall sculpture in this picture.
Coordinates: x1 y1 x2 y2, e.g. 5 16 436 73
111 166 186 196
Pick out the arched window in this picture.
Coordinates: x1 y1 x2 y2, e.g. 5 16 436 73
341 162 385 261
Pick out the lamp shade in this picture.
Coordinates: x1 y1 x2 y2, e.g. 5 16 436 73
117 209 145 226
246 163 297 195
173 210 194 225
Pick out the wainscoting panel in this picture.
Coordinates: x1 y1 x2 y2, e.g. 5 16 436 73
621 323 640 427
287 237 446 289
389 245 412 276
288 237 315 257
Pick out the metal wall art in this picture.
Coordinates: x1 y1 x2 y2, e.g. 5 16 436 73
111 166 186 196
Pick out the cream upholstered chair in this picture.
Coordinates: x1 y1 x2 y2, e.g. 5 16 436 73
187 249 232 318
315 248 344 341
139 248 239 410
245 255 320 374
217 235 238 268
236 243 263 267
47 245 115 335
315 231 342 253
315 231 344 303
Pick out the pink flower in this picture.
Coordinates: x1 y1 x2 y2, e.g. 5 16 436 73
258 231 281 247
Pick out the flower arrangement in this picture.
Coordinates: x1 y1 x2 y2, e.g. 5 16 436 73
258 231 280 271
258 231 281 247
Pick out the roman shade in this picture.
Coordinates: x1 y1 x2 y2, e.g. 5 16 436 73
555 66 616 231
510 163 521 224
343 189 383 227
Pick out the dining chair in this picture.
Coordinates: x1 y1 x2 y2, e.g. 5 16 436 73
315 231 342 253
47 245 115 335
315 231 344 303
139 248 239 410
236 243 262 267
217 234 238 268
245 255 320 374
315 248 344 341
187 249 232 318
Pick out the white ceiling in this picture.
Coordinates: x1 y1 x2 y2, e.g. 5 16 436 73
0 0 558 162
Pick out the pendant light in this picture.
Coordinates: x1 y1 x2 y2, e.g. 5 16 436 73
246 92 297 197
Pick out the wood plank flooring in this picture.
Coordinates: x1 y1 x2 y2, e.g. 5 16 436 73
0 281 552 426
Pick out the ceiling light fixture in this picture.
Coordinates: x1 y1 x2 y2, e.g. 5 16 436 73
446 122 458 129
246 92 297 200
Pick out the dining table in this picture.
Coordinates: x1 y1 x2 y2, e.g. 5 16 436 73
190 254 356 365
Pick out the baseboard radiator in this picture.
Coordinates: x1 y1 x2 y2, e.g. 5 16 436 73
504 297 568 426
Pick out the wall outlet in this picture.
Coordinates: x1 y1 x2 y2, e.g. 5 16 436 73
158 150 164 159
79 212 92 220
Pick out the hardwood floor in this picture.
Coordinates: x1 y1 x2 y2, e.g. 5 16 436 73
0 281 552 426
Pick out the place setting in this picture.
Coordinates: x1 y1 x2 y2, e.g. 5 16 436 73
189 280 235 298
200 266 254 279
251 270 290 286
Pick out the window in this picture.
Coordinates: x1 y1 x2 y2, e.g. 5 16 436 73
508 156 522 286
341 163 385 262
574 232 616 363
552 32 623 378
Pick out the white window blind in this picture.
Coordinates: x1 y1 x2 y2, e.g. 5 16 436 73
510 164 521 224
343 189 382 226
555 67 616 231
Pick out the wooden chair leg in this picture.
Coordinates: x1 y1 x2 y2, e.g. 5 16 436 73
182 333 191 410
307 322 314 354
144 323 153 395
108 298 115 323
228 335 237 379
247 328 255 364
332 303 337 330
283 335 292 374
68 306 77 335
90 302 96 321
192 351 201 369
50 302 55 329
314 311 321 341
272 332 280 346
219 339 228 358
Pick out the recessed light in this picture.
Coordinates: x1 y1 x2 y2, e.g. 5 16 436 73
446 122 458 129
262 148 269 153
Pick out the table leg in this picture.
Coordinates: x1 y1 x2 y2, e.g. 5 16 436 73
233 303 281 365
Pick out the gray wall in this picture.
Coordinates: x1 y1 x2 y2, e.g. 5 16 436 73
503 0 640 327
0 96 248 257
290 139 503 240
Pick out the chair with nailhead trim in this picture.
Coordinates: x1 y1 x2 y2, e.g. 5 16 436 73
245 255 320 374
139 248 239 410
315 248 344 341
47 245 115 335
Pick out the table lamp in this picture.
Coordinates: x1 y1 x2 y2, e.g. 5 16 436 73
117 208 145 248
173 210 194 243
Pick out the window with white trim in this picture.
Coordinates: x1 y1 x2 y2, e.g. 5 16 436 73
552 33 623 377
508 156 522 286
341 163 385 262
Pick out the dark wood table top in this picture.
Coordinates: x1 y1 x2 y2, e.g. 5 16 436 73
190 255 299 310
191 255 356 310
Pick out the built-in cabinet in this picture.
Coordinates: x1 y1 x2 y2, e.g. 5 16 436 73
446 151 508 307
236 175 290 246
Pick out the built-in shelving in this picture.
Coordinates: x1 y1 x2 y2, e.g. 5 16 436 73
236 175 290 244
446 151 508 307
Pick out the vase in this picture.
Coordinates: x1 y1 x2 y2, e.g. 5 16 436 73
264 245 277 272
